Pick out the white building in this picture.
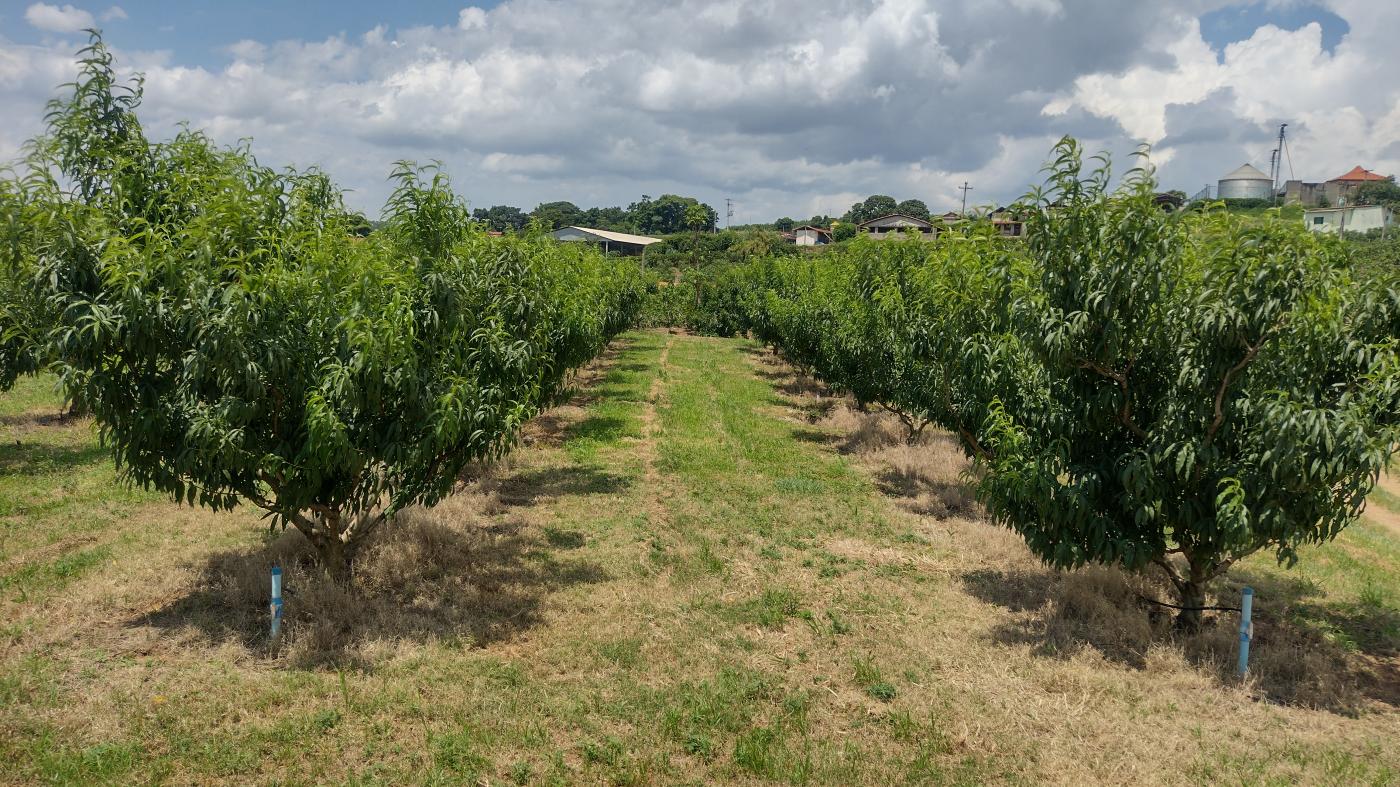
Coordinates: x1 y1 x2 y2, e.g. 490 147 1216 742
793 225 831 246
857 213 933 239
550 226 662 256
1303 205 1393 235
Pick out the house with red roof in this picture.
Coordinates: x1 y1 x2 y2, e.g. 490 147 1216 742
1325 166 1391 206
1285 165 1393 207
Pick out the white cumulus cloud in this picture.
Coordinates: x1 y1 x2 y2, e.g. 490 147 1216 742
1 0 1397 220
24 3 95 33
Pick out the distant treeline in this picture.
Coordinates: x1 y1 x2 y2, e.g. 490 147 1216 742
472 195 718 235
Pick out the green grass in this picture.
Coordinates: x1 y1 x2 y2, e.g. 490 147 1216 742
0 332 1397 785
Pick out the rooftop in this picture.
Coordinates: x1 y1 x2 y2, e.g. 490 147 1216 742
858 213 933 228
1329 165 1389 183
554 226 662 246
1220 163 1271 182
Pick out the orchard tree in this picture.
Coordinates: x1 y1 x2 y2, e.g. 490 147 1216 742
21 35 644 581
977 139 1400 628
734 228 783 260
0 174 59 391
685 203 710 267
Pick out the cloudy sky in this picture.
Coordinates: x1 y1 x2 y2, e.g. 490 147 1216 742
1 0 1396 222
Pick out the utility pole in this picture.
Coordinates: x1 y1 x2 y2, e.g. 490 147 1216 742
958 182 973 217
725 198 735 230
1272 123 1287 205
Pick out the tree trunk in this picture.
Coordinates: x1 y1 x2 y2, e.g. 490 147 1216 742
904 419 928 445
1156 550 1223 632
291 509 372 586
313 536 358 585
1176 577 1206 631
1175 555 1213 632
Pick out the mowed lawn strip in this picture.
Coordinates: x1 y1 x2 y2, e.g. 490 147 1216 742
0 330 1395 785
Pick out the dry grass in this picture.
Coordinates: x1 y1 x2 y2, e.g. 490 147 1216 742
2 335 1398 785
752 344 1400 718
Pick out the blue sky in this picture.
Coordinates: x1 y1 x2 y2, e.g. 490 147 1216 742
1 1 1352 68
0 1 1395 221
1199 1 1348 55
0 1 499 63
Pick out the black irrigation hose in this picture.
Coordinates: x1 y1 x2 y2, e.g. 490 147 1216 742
1135 594 1242 613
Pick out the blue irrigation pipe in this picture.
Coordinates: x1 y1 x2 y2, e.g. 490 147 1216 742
271 566 284 640
1236 586 1254 677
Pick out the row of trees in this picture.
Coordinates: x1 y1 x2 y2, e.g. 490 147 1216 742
472 194 718 235
695 142 1400 628
763 197 933 236
842 195 933 224
0 35 646 580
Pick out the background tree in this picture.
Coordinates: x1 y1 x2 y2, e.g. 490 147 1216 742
1353 177 1400 210
734 227 783 259
773 216 795 232
831 222 857 241
580 205 632 231
530 200 583 230
629 194 717 235
843 195 898 225
977 139 1400 628
895 198 930 221
471 204 527 232
685 203 710 267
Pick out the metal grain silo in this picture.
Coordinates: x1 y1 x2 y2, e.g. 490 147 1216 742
1217 163 1273 200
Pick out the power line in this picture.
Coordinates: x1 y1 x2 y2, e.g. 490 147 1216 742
958 182 973 217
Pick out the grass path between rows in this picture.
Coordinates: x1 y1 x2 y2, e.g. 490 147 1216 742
1 330 1398 785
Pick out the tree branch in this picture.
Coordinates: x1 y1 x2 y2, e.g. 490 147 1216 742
1152 556 1186 594
1200 316 1290 455
1199 341 1263 454
1075 357 1147 440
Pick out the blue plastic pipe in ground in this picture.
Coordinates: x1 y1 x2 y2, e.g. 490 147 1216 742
1236 586 1253 677
271 566 283 639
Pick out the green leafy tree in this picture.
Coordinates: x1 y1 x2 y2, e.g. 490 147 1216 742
895 199 930 221
17 34 645 581
580 205 633 231
0 174 60 392
831 222 857 241
773 217 795 232
472 204 527 232
978 139 1400 627
530 200 583 230
629 194 717 235
1352 177 1400 210
734 228 783 259
843 195 898 225
685 203 711 268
